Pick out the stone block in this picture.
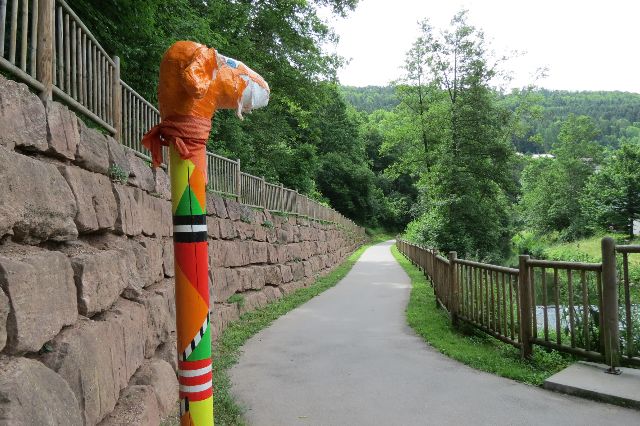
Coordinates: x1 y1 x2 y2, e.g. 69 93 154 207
106 136 131 177
206 195 228 218
130 358 178 418
0 146 78 243
290 262 305 281
249 241 268 264
112 184 142 236
61 166 117 233
131 280 175 357
219 219 236 239
234 221 253 240
46 101 80 160
224 198 243 221
266 228 277 243
0 75 47 152
221 241 249 267
162 239 175 278
75 119 110 174
280 265 293 283
310 256 323 272
248 266 266 290
127 150 155 192
71 249 135 316
254 225 267 241
153 167 171 200
263 265 283 286
0 288 8 352
135 190 172 238
0 356 83 426
138 237 165 285
0 251 77 354
98 385 160 426
303 261 313 277
266 245 280 264
206 216 221 239
41 299 147 425
154 337 177 372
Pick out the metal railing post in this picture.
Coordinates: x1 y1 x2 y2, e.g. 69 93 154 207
601 237 621 373
518 255 533 359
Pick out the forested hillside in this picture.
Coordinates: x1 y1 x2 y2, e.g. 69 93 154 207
343 85 640 153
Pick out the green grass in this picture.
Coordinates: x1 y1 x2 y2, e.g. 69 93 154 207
544 234 639 264
391 244 572 386
203 234 391 425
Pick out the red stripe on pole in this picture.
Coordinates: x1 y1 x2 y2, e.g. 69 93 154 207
179 358 212 370
180 387 213 402
179 371 213 386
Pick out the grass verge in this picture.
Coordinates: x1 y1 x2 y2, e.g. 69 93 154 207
390 244 572 386
211 234 390 425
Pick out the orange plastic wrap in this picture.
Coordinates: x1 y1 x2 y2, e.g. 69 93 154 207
143 41 270 167
158 41 270 120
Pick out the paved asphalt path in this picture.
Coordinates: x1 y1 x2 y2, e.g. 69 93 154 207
230 241 640 425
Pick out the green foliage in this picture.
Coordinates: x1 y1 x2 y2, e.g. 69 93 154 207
505 89 640 153
519 115 603 240
391 245 571 385
339 85 399 112
581 141 640 237
226 294 245 308
67 0 369 218
261 220 274 229
108 164 128 184
394 11 517 261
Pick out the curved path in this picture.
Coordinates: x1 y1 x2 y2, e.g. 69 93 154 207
230 241 639 425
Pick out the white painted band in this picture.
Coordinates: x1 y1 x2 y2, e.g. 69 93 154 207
179 382 212 393
178 365 212 377
173 224 207 233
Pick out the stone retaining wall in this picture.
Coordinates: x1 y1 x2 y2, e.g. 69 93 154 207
0 75 365 425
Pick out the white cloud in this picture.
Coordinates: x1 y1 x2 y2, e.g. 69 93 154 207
323 0 640 93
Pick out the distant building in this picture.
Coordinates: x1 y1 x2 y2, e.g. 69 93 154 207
532 153 555 159
516 153 556 159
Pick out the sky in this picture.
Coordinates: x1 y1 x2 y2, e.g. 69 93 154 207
322 0 640 93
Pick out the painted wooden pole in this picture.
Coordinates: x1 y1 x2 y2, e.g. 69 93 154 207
143 41 270 426
171 143 213 425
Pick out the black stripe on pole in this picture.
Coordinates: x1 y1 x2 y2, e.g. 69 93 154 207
173 214 207 225
174 231 208 243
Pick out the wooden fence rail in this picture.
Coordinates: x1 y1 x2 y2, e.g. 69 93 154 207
0 0 362 231
397 238 633 370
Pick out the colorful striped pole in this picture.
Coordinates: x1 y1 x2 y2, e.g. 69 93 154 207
170 143 214 425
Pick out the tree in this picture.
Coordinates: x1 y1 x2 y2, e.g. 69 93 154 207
582 141 640 237
392 11 517 260
519 115 602 239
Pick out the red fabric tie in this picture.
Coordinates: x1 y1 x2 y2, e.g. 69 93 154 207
141 114 212 168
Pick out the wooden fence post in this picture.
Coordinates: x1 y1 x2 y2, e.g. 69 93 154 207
518 255 533 359
235 159 241 202
112 55 122 141
279 183 284 212
601 237 621 372
449 251 458 326
260 176 266 209
36 0 53 101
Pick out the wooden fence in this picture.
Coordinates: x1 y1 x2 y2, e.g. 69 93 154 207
397 238 637 370
0 0 361 230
